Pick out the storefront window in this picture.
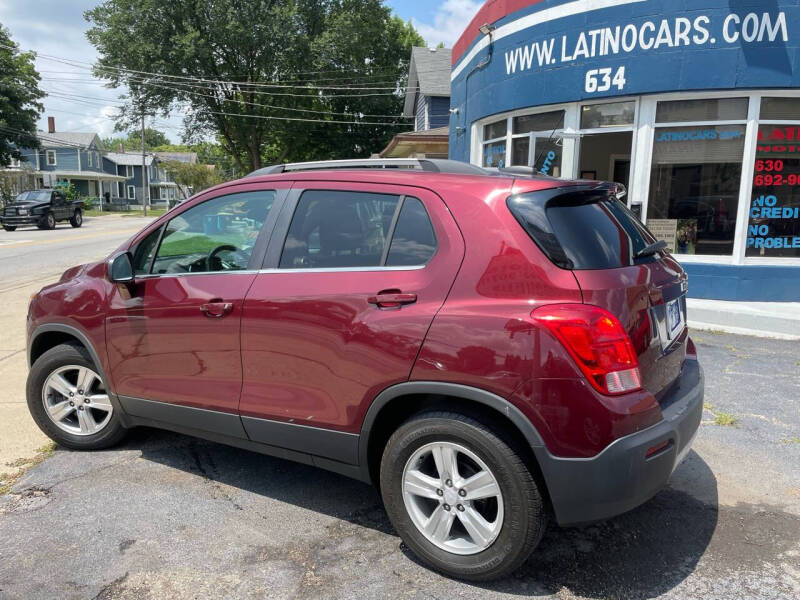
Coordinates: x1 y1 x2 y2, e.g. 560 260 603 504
482 119 507 168
656 98 748 123
759 97 800 120
580 101 635 128
483 141 506 168
646 125 746 255
513 111 564 134
746 123 800 257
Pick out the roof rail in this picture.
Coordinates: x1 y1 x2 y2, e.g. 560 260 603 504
246 158 486 178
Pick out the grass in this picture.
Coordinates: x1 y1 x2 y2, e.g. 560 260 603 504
781 436 800 445
703 402 738 427
0 442 57 496
713 412 738 427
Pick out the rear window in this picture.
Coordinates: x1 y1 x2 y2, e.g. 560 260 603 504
507 187 658 270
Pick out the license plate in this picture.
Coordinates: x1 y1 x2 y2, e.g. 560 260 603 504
666 298 683 337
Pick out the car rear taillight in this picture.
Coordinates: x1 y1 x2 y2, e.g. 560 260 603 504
533 304 642 395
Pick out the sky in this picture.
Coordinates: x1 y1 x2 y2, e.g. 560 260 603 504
0 0 481 143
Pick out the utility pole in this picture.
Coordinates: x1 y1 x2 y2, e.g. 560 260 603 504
140 110 147 217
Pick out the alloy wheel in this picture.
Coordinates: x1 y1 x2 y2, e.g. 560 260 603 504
402 441 504 555
41 365 113 435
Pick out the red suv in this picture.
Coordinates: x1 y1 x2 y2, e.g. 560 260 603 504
26 159 703 580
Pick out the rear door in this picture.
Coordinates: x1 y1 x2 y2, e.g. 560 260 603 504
239 181 464 455
507 184 688 398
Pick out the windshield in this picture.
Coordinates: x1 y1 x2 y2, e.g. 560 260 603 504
15 190 51 203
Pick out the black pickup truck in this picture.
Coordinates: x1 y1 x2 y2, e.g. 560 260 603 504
1 189 84 231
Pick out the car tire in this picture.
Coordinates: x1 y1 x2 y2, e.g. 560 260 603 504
380 411 546 581
70 209 83 228
27 343 127 450
39 212 56 230
2 225 16 231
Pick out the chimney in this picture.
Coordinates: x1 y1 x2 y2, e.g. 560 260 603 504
47 116 55 134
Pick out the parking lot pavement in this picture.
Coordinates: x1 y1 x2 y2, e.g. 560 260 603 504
0 331 798 599
0 216 155 467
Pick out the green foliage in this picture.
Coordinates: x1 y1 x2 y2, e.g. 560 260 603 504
0 24 44 167
54 181 81 202
85 1 424 172
162 160 225 198
103 127 170 151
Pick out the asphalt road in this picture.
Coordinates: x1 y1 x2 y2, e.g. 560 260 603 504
0 221 798 599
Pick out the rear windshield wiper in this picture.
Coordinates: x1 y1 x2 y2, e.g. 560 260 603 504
635 240 668 258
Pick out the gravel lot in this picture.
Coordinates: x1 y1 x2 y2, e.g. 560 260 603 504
1 331 798 599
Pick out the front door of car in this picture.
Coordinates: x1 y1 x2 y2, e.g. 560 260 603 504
105 184 287 416
52 192 69 219
239 181 464 457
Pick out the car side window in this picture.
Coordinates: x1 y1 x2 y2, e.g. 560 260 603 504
386 197 437 266
279 190 400 269
151 190 275 274
132 225 163 275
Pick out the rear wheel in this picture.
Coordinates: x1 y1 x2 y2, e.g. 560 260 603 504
380 411 546 581
26 343 127 450
69 209 83 228
2 225 15 232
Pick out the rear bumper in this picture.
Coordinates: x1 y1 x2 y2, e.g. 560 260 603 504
538 359 704 526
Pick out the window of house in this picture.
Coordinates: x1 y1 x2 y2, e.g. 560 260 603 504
280 191 403 269
46 150 56 166
126 165 134 179
580 101 635 129
482 119 508 168
87 152 93 168
760 97 800 121
152 190 274 274
127 185 136 200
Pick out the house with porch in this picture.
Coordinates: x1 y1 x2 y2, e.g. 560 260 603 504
104 151 178 206
4 118 125 202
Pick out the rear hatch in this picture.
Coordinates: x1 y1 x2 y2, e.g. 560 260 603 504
507 182 689 399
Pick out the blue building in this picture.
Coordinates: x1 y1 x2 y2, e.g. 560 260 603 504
449 0 800 301
104 151 178 205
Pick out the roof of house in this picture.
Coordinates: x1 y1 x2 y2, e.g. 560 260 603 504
379 126 450 158
403 47 452 117
154 151 198 164
37 131 105 150
105 152 155 166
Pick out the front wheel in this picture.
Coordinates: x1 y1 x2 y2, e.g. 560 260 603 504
2 225 16 232
70 209 83 228
26 343 127 450
39 212 56 230
380 411 546 581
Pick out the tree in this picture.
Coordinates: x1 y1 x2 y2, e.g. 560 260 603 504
162 160 225 198
103 127 169 151
0 24 44 167
85 1 423 172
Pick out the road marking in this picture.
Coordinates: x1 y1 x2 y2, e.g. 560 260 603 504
0 228 142 249
0 239 32 245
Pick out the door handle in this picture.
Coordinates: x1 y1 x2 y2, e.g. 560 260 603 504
367 291 417 309
200 301 234 318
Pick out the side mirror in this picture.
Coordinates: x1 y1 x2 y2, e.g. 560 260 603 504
109 252 134 283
